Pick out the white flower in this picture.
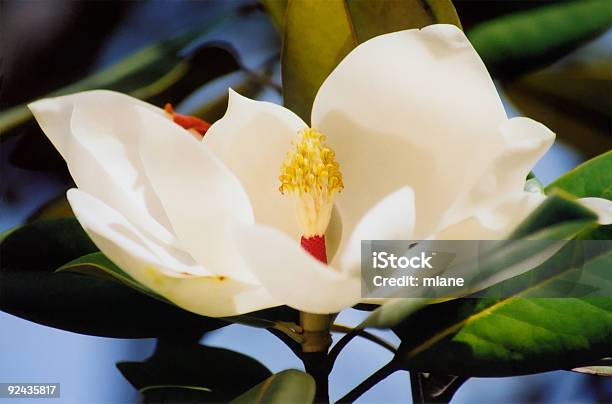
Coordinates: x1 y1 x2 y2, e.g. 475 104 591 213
28 25 611 317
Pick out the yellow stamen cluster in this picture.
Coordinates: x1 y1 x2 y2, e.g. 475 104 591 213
279 128 343 237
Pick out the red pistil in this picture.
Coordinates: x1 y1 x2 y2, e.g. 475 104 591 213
164 103 211 137
301 235 327 264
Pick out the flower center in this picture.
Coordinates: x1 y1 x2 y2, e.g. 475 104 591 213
279 128 343 241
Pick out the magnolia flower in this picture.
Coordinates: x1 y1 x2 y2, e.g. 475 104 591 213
29 25 610 317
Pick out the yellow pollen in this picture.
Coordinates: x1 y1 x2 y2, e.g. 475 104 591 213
279 128 343 237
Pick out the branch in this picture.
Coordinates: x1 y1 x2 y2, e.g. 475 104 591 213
336 361 399 403
331 324 397 354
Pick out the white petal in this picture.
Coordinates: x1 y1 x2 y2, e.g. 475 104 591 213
135 105 258 284
436 117 554 236
232 223 361 314
204 90 308 240
67 189 279 317
312 25 508 241
434 192 546 240
29 90 177 246
579 197 612 225
339 187 416 273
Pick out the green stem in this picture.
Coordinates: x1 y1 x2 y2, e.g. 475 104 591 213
300 312 334 403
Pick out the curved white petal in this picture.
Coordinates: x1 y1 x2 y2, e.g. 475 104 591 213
437 117 554 237
312 25 508 243
67 189 279 317
204 90 308 240
29 90 176 246
339 187 416 273
232 223 360 314
434 191 546 240
135 105 258 283
579 197 612 225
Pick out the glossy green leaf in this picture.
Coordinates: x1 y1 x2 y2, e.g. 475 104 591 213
118 342 271 402
362 193 599 329
231 369 315 404
0 11 240 139
508 191 598 239
468 0 612 79
394 292 611 376
390 242 612 376
59 251 300 331
546 150 612 199
57 252 167 303
281 0 460 121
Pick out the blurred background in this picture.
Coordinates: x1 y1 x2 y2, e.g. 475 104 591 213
1 0 611 402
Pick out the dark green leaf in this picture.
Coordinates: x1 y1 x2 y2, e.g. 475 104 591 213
0 218 97 272
118 342 271 403
231 369 315 404
545 151 612 199
509 191 598 239
281 0 460 121
57 252 168 303
468 0 612 79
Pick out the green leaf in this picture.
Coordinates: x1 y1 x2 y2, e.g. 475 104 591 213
391 247 612 376
0 218 98 272
545 151 612 199
361 193 599 329
0 219 225 338
58 252 300 332
0 11 240 139
508 191 598 239
468 0 612 79
346 0 461 43
281 0 460 122
118 342 272 402
394 296 612 376
57 252 168 303
231 369 315 404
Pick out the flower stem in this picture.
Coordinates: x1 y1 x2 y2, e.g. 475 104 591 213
302 350 331 403
300 312 334 403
